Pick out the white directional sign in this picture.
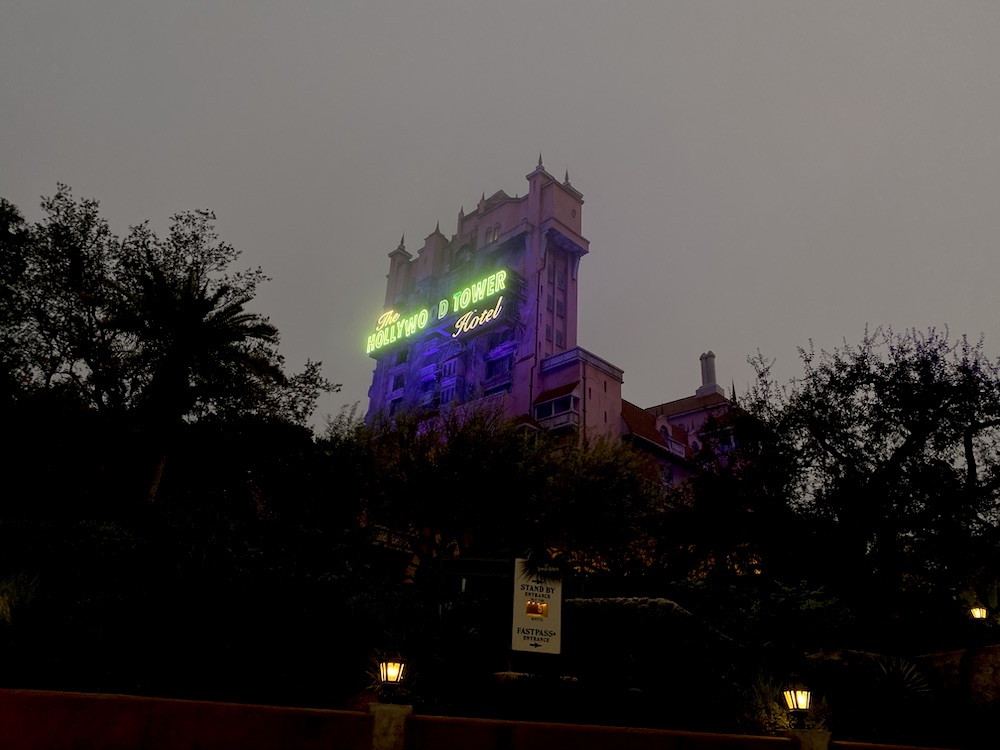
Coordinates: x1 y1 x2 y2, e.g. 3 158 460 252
511 558 562 654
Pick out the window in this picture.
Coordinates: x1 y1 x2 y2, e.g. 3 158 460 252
442 359 457 378
389 397 402 415
546 294 553 311
535 395 576 421
555 330 564 348
392 373 405 391
547 265 555 283
556 270 566 290
553 396 572 414
486 356 512 379
395 348 408 365
421 378 436 393
455 245 472 266
441 387 455 404
556 299 565 317
546 324 552 341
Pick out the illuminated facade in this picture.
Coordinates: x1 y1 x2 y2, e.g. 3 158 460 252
365 158 730 466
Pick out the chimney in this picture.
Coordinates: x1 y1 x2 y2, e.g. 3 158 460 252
696 351 725 398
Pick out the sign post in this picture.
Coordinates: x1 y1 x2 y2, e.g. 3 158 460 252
511 558 562 654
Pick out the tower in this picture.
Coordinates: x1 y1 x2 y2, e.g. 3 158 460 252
364 158 597 426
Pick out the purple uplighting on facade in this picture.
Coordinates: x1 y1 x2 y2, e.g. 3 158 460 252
365 158 730 481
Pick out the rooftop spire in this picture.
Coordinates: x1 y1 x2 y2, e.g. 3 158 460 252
388 233 410 258
538 152 543 167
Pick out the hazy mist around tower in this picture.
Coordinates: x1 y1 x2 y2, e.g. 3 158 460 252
4 1 1000 424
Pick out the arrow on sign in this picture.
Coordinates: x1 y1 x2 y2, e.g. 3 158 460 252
529 643 543 648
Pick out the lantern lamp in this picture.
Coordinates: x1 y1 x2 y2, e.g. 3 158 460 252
379 657 407 685
783 679 811 712
971 605 988 620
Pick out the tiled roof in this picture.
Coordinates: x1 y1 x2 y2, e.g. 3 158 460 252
645 391 729 419
620 399 669 450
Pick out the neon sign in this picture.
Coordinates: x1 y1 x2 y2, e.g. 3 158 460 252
366 269 508 354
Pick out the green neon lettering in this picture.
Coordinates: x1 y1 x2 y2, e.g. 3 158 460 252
366 271 510 353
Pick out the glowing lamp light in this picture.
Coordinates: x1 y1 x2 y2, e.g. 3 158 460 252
783 680 811 712
971 606 988 620
379 658 406 685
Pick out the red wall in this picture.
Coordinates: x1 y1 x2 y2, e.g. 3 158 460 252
0 690 953 750
0 689 373 750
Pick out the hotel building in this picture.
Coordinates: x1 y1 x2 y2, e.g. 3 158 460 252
364 158 729 476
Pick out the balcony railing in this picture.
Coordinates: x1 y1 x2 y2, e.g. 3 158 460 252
538 410 580 431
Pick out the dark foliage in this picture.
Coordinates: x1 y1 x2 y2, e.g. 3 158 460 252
3 189 998 744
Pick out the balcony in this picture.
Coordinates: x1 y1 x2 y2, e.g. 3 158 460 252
537 410 580 432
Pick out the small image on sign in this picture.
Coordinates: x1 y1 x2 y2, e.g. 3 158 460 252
526 600 548 618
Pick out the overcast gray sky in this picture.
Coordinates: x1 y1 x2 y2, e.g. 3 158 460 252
4 1 1000 424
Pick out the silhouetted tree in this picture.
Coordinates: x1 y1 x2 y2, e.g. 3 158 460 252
3 185 336 424
738 327 1000 646
105 264 283 501
1 185 338 506
325 403 664 582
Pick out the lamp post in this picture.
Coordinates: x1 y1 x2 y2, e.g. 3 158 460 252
371 654 412 750
783 678 829 750
783 678 811 728
376 654 408 704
